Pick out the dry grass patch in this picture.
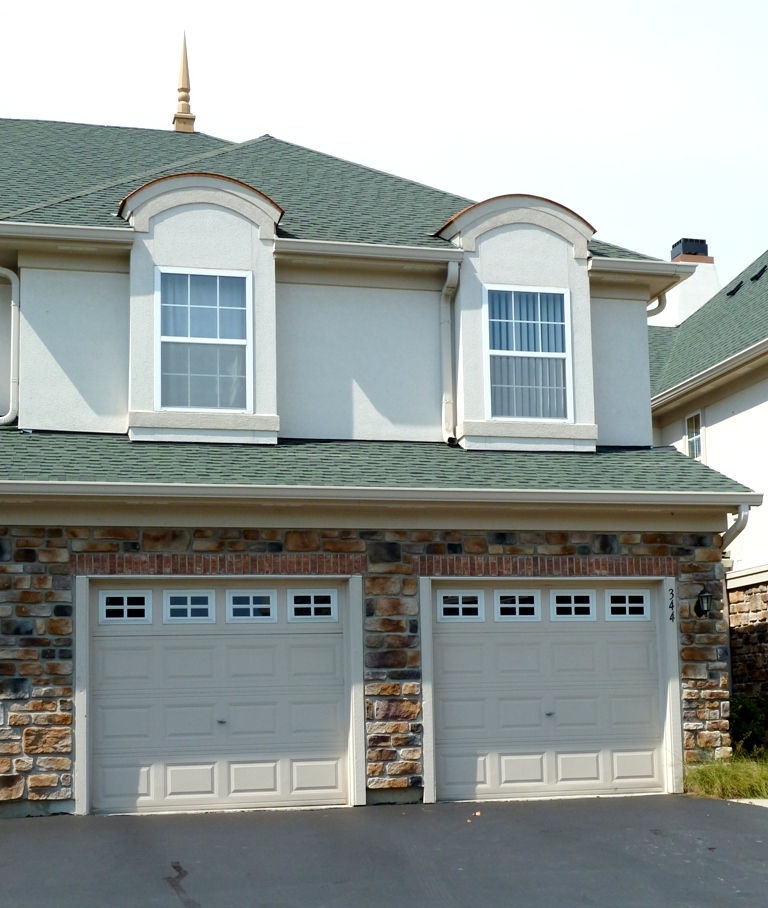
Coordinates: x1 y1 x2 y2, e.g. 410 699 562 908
685 754 768 800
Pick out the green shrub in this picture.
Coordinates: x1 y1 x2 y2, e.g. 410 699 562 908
685 754 768 799
730 694 768 754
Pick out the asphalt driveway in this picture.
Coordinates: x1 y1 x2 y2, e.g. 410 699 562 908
3 796 767 907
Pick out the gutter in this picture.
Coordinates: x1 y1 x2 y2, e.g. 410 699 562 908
589 257 695 298
0 221 134 245
646 292 666 318
0 266 20 426
440 262 460 442
722 503 750 551
0 480 760 507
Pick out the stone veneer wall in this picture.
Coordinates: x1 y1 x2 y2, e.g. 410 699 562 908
0 525 728 813
728 583 768 696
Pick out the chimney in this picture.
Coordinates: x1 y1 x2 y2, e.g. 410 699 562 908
671 238 714 264
648 237 721 326
173 34 196 134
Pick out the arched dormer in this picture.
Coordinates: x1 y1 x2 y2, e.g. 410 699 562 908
123 173 283 444
441 195 598 451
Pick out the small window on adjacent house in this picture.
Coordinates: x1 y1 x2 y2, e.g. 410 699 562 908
157 268 252 411
605 590 650 621
437 591 485 621
686 412 702 461
226 591 278 623
494 590 541 621
550 590 596 621
99 591 152 624
485 286 571 420
163 591 216 623
288 590 338 622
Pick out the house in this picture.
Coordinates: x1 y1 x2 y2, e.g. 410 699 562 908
649 240 768 698
0 56 759 817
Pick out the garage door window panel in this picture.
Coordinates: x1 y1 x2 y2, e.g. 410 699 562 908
605 591 651 621
494 590 540 621
288 590 339 622
163 591 216 623
99 591 153 625
226 591 278 623
437 591 485 622
550 590 596 621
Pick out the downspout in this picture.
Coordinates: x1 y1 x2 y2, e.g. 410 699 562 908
646 292 667 318
722 504 749 552
440 261 460 443
0 266 20 426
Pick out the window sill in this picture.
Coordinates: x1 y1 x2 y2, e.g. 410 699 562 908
128 410 279 445
458 419 598 440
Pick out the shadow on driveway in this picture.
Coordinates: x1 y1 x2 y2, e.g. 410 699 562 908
2 796 767 907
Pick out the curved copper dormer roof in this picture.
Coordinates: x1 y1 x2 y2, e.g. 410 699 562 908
117 171 284 222
436 193 596 238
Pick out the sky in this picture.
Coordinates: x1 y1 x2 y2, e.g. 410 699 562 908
1 0 765 284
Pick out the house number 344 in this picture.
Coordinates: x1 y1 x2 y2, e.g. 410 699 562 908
668 587 676 622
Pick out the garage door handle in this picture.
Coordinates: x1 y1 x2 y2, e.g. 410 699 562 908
217 719 227 724
545 711 554 716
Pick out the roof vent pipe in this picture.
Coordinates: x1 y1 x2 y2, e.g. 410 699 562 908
0 266 20 426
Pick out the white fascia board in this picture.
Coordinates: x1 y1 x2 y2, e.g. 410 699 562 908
0 221 134 246
726 563 768 588
652 336 768 412
589 257 695 297
274 237 463 263
0 481 760 508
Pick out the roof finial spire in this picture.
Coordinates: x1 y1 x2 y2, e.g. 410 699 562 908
173 33 196 133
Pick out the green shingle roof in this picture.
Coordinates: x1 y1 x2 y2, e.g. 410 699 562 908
0 118 653 257
649 248 768 396
0 431 752 497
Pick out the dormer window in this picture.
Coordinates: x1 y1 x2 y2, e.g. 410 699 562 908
484 285 571 420
156 267 253 411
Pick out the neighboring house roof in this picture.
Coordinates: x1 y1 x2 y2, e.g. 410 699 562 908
0 118 654 257
0 431 754 500
649 248 768 397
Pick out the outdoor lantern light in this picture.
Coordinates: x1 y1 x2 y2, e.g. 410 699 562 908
695 590 715 618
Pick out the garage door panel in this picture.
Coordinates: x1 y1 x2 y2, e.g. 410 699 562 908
164 703 217 739
91 585 349 813
498 698 544 730
434 584 666 800
163 646 217 681
496 642 543 674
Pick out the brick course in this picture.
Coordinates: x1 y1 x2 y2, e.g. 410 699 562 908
0 525 727 810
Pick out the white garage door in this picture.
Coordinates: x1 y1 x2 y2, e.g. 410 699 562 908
90 582 349 814
433 584 667 800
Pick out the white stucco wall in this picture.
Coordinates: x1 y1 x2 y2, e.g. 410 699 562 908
18 269 129 432
0 282 10 415
129 202 277 427
655 379 768 571
276 282 443 440
648 261 721 327
591 297 653 446
455 221 596 450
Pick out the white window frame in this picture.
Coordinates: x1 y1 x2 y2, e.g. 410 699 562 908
482 284 574 423
287 589 339 622
436 590 485 622
493 589 541 622
549 589 596 622
604 589 651 621
162 590 216 624
154 266 254 413
226 590 278 623
98 590 153 625
685 410 704 462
